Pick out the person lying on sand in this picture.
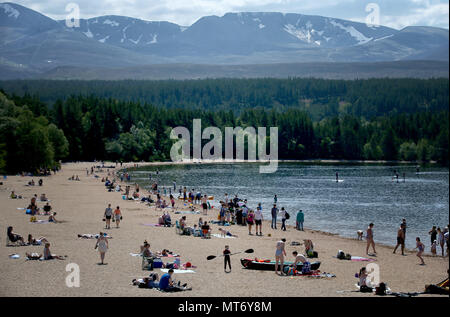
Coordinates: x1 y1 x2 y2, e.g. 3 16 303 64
7 226 25 245
26 252 42 260
27 234 48 246
78 233 111 239
132 273 160 289
43 243 66 260
218 227 238 238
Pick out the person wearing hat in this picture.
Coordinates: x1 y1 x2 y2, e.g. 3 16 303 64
296 210 304 231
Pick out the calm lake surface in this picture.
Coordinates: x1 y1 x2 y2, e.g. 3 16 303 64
128 163 449 250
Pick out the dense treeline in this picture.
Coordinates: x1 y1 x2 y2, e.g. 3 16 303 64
0 78 448 120
0 92 68 174
0 88 447 174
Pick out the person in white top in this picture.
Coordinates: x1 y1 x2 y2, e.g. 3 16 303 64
254 203 263 236
279 207 287 231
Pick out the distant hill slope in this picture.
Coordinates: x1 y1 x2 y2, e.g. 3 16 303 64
0 2 448 79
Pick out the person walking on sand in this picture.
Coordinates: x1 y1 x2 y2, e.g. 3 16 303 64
415 237 425 265
255 203 263 236
280 207 287 231
114 206 122 228
366 223 376 255
247 209 255 235
275 238 287 275
296 210 304 231
393 223 406 255
95 232 108 265
104 204 113 229
271 204 278 230
223 245 231 273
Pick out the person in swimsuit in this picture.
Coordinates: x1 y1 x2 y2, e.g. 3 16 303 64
43 242 65 260
247 210 255 235
114 206 122 228
275 238 287 275
393 224 406 255
366 223 376 255
358 267 372 292
7 226 25 245
416 237 425 265
27 234 48 246
95 232 109 265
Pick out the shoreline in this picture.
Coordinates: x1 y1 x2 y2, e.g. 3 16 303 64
0 162 448 297
119 160 447 252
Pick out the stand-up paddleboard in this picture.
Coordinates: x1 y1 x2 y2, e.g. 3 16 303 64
334 179 344 183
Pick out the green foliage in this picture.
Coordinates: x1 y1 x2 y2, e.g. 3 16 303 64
0 92 69 174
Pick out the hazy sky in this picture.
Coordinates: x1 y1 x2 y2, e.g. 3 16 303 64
9 0 450 29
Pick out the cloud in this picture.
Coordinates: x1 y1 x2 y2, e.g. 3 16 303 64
7 0 449 28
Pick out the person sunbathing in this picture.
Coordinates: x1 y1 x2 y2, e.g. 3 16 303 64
218 227 238 238
26 252 42 260
132 273 160 289
7 226 25 245
43 243 66 260
78 233 111 239
27 234 48 245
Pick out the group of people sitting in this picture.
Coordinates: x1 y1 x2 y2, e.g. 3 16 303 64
132 270 191 292
177 216 212 238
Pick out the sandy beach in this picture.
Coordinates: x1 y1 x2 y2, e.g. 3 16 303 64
0 162 448 297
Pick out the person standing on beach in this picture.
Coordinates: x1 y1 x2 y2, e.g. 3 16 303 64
437 228 445 256
202 195 208 215
271 204 278 229
296 210 304 231
429 226 437 247
366 223 376 255
393 223 406 255
255 203 263 236
275 238 287 275
247 209 255 235
223 245 231 273
104 204 113 229
95 232 108 265
279 207 287 231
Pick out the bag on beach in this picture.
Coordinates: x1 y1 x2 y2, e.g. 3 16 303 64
285 212 290 220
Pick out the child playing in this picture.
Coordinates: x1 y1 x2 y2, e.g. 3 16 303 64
223 245 231 272
431 240 437 256
416 237 425 265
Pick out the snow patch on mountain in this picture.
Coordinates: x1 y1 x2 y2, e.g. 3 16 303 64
83 29 93 38
147 34 158 44
103 19 119 27
284 24 312 43
330 20 372 45
0 3 20 19
129 34 142 44
98 35 110 43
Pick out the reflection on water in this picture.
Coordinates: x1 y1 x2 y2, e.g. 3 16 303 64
128 163 449 250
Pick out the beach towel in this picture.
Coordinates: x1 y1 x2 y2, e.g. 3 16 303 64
333 256 376 262
9 254 20 259
130 253 143 257
350 256 376 262
141 223 162 227
159 269 196 274
174 211 200 215
286 269 336 278
31 220 50 224
211 233 236 239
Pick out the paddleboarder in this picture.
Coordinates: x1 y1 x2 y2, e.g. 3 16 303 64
223 245 231 272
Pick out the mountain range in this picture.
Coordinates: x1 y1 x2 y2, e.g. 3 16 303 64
0 2 448 79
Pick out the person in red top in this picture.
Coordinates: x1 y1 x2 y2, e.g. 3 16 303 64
114 206 122 228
